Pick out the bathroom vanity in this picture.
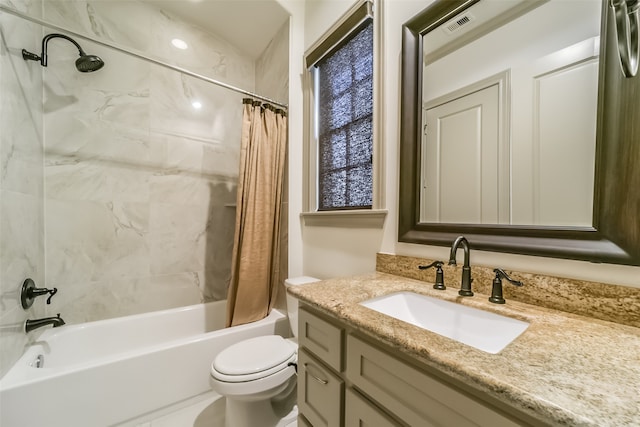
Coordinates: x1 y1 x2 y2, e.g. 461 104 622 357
291 273 640 426
298 305 530 426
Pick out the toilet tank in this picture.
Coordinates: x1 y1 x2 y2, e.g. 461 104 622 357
284 276 320 338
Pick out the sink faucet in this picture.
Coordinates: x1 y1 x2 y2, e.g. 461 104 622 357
489 269 524 304
448 236 473 296
25 314 65 333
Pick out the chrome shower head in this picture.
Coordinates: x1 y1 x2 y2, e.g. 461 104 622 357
22 33 104 73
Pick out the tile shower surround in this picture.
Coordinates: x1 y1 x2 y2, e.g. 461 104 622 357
0 1 46 380
0 0 288 377
41 0 255 326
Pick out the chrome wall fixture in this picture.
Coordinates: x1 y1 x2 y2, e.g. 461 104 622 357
610 0 640 77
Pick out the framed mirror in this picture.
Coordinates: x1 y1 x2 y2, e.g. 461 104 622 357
399 0 640 265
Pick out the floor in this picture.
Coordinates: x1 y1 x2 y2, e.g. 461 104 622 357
119 391 298 427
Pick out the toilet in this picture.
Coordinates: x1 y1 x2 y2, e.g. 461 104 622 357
210 276 320 427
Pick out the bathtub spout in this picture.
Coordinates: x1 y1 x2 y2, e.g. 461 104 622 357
25 313 65 333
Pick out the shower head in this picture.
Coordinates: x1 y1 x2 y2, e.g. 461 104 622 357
22 33 104 73
75 53 105 73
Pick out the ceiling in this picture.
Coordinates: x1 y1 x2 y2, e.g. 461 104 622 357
144 0 290 59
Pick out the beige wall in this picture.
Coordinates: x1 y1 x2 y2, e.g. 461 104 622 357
296 0 640 288
304 0 356 51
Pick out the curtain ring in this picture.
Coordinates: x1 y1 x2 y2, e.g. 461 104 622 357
610 0 640 77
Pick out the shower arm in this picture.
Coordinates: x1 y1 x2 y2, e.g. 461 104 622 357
22 33 87 67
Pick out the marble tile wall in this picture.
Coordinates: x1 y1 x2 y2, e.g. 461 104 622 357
0 0 41 17
0 4 45 378
42 0 255 89
256 21 290 106
40 1 255 324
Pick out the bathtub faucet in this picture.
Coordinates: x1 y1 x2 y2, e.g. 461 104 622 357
25 313 65 333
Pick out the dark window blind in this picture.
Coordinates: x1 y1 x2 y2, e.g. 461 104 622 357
316 19 373 211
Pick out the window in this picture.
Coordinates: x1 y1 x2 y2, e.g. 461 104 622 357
316 21 373 210
306 1 375 212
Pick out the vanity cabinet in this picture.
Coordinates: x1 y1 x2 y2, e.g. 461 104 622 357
347 334 520 427
298 306 344 426
344 388 401 426
298 304 539 427
298 348 343 427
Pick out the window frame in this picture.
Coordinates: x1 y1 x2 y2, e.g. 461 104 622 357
302 0 386 226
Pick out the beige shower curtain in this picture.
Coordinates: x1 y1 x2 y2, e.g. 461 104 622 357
226 99 287 327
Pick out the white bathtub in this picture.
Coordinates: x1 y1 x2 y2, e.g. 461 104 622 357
0 301 289 427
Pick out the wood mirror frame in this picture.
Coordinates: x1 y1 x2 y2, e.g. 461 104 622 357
398 0 640 266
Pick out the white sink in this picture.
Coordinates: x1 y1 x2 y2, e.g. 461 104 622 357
359 292 529 354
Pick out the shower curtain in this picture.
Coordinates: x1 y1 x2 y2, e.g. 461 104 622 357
226 99 287 327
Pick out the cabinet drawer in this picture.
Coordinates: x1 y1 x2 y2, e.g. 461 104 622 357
298 348 344 427
345 388 402 427
346 334 520 427
299 307 343 371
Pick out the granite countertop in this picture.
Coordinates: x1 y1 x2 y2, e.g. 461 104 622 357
288 272 640 427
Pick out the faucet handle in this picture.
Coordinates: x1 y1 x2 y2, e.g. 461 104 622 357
418 261 445 290
21 279 59 309
494 269 523 286
489 269 523 304
45 288 58 305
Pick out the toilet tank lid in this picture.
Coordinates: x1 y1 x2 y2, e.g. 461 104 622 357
285 276 320 286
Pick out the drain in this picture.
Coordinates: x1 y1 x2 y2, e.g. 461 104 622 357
31 354 44 368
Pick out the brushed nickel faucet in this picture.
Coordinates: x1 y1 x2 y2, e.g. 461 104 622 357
448 236 473 296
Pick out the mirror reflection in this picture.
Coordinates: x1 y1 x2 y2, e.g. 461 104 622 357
419 0 601 226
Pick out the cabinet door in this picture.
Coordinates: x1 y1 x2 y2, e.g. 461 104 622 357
422 83 504 224
299 307 343 371
298 415 313 427
298 348 344 427
345 388 402 427
346 334 520 427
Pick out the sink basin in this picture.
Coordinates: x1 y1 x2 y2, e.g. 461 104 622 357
359 292 529 354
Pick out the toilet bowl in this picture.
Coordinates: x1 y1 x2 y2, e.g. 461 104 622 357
209 276 320 427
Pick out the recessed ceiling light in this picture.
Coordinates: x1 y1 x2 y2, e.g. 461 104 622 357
192 101 202 109
171 38 188 50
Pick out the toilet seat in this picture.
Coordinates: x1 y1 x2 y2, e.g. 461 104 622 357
211 335 297 383
208 278 319 427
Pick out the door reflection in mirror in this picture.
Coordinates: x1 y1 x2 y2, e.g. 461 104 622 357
420 0 601 226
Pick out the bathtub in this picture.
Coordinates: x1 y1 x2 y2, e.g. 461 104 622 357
0 301 289 427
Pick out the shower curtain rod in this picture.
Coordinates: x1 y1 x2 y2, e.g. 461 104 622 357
0 5 288 109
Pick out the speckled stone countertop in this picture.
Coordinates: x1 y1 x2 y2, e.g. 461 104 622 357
288 272 640 427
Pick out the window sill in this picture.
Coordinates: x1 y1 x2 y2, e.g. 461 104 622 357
300 209 387 228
